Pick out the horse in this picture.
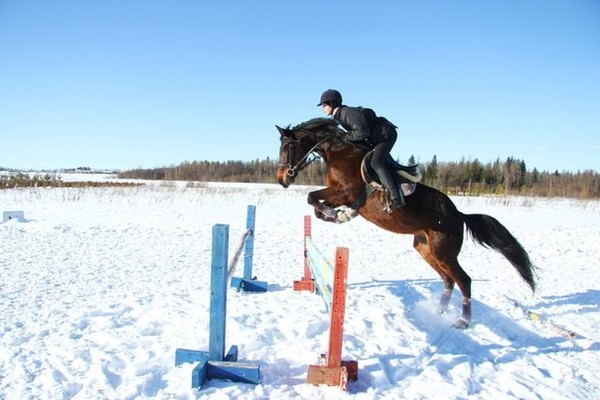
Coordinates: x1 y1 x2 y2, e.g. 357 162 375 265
275 117 536 329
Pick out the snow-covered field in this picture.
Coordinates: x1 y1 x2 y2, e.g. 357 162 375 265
1 177 599 399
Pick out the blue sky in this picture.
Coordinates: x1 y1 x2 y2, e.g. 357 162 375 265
1 1 598 173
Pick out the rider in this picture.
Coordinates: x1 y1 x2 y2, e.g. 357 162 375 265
317 89 405 209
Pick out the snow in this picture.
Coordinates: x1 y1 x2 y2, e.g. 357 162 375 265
1 180 599 399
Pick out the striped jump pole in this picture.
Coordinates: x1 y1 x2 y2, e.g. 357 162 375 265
295 215 358 390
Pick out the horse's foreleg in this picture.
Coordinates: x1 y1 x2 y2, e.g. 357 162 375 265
313 207 337 222
307 189 341 223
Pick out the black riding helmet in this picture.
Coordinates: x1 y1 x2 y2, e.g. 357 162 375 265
317 89 342 109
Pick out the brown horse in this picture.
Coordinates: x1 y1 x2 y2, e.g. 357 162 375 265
276 118 536 329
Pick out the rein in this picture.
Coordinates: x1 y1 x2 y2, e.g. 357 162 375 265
280 135 331 177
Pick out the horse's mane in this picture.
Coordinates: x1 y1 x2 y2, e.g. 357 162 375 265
290 117 371 156
291 118 345 139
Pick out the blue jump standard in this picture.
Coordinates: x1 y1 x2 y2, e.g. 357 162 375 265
175 224 260 388
174 346 260 387
230 205 268 293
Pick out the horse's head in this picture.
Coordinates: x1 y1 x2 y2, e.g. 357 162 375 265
276 118 342 188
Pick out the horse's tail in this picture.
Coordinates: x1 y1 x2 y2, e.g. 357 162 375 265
463 213 537 292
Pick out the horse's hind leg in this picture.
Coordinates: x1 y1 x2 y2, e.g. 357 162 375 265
415 231 472 329
413 233 455 314
443 258 472 328
438 280 454 314
436 253 472 328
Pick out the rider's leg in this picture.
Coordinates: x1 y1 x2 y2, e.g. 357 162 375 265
372 140 404 209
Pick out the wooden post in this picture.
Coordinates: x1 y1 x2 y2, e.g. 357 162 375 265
299 216 358 390
306 246 356 389
175 223 260 388
327 247 348 368
230 205 268 292
209 224 228 361
294 215 315 292
242 204 255 281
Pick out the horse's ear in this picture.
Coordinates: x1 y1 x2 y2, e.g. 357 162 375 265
276 125 291 137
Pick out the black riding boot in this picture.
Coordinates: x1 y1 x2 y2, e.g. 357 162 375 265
378 168 405 209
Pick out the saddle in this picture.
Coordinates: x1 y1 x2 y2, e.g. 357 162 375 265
334 151 422 221
360 151 421 197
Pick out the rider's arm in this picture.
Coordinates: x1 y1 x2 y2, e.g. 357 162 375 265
338 107 371 142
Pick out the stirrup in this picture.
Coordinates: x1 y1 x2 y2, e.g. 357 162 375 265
384 196 404 213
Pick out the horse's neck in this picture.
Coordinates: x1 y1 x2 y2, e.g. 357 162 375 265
326 147 363 173
302 130 361 161
300 132 335 153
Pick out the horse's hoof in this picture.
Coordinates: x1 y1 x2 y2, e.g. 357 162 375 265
452 318 469 329
316 213 335 223
318 207 338 222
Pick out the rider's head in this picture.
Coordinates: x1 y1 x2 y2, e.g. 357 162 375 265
317 89 343 113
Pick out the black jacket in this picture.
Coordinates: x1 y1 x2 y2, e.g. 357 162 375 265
333 106 396 145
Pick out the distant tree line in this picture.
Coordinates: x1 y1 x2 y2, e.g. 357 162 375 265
118 155 599 199
0 173 142 189
119 159 280 183
419 155 599 198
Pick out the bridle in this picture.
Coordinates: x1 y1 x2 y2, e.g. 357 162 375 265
279 134 330 177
